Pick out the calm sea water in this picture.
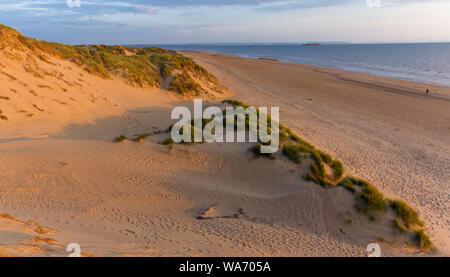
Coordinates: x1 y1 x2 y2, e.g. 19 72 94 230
152 43 450 87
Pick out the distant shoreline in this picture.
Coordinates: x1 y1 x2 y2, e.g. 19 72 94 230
157 43 450 87
181 50 450 100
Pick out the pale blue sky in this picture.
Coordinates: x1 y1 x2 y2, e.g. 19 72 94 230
0 0 449 44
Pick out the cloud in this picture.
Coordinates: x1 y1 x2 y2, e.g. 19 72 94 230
134 5 157 14
254 0 351 12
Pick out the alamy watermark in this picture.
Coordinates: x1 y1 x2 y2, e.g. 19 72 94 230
170 99 280 153
66 242 81 257
367 243 381 257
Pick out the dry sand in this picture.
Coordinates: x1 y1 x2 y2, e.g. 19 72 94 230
0 46 448 256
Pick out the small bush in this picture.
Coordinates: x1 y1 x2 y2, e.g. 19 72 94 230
415 230 433 250
114 135 127 142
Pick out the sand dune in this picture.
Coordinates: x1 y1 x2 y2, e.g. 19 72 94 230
0 127 427 256
0 28 447 256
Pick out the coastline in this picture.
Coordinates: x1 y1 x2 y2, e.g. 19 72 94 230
157 42 450 88
181 50 450 255
182 50 450 99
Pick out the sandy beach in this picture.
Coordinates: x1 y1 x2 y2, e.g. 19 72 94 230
0 32 448 256
183 51 450 255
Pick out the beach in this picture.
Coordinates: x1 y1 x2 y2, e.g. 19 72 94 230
183 51 450 255
1 40 448 256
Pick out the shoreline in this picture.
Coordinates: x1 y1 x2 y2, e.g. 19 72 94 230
181 50 450 101
177 49 450 89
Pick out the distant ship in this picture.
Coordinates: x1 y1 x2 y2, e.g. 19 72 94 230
302 43 321 46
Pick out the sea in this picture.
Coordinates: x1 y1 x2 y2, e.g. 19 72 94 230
148 43 450 87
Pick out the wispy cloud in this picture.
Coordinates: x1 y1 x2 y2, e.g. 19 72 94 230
0 0 449 44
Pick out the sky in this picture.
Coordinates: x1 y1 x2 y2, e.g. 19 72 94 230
0 0 449 44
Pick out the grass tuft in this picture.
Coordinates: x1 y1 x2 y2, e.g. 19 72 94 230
282 145 303 164
388 199 424 229
133 133 151 142
392 218 408 233
331 160 344 180
339 178 356 193
415 229 433 250
114 135 127 143
162 137 174 145
359 181 385 217
249 144 275 160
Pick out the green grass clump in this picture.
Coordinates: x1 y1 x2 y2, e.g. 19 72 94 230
114 135 127 143
415 230 433 250
222 99 250 109
288 134 314 149
339 178 356 193
310 160 325 179
309 150 326 179
282 145 303 164
359 181 386 217
331 160 344 180
162 137 174 145
133 133 151 142
392 219 407 233
388 199 423 229
305 171 328 187
318 150 332 164
249 144 275 160
169 71 204 95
